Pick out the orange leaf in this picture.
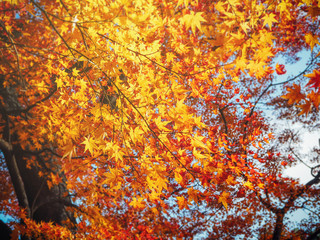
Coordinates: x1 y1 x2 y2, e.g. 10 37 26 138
218 191 230 210
176 196 189 210
308 91 320 109
282 83 305 105
305 68 320 91
298 100 312 116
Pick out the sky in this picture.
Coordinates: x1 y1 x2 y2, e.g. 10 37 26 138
284 130 319 184
269 49 319 184
269 50 320 226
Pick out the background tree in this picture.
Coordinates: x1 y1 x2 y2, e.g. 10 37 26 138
0 0 320 239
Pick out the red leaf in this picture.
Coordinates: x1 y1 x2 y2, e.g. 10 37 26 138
275 63 286 75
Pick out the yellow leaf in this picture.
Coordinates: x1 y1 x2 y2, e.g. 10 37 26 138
2 0 20 5
154 116 171 131
193 147 206 159
191 135 208 149
278 1 291 15
149 190 161 201
82 136 96 155
218 191 230 210
174 171 183 184
176 196 188 210
194 115 206 128
56 78 63 89
262 13 278 29
129 197 145 209
259 31 276 45
240 21 250 34
147 175 168 192
305 33 319 51
72 68 80 77
103 168 121 187
244 181 254 190
179 11 206 34
156 176 168 191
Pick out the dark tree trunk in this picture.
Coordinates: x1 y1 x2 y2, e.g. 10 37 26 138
14 147 73 224
306 228 320 240
0 75 76 238
0 140 76 236
0 220 12 240
272 212 284 240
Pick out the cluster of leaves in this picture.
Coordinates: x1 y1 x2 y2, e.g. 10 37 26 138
0 0 320 239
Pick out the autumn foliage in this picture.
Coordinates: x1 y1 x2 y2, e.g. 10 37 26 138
0 0 320 239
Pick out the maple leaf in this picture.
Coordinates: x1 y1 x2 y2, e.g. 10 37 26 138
56 77 64 88
191 135 208 149
240 21 250 34
298 100 312 116
306 6 320 18
305 33 319 51
176 196 189 210
174 171 183 184
129 197 145 209
278 1 291 14
275 63 286 75
218 192 230 210
179 11 206 34
154 116 171 131
307 91 320 109
262 13 278 29
82 136 96 155
305 68 320 91
103 168 121 187
255 47 274 62
243 181 254 190
62 142 76 160
72 68 80 77
2 0 19 5
259 31 276 45
19 131 29 142
155 176 168 191
193 147 206 159
147 175 168 192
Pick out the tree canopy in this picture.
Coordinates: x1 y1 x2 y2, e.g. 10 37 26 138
1 0 320 239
